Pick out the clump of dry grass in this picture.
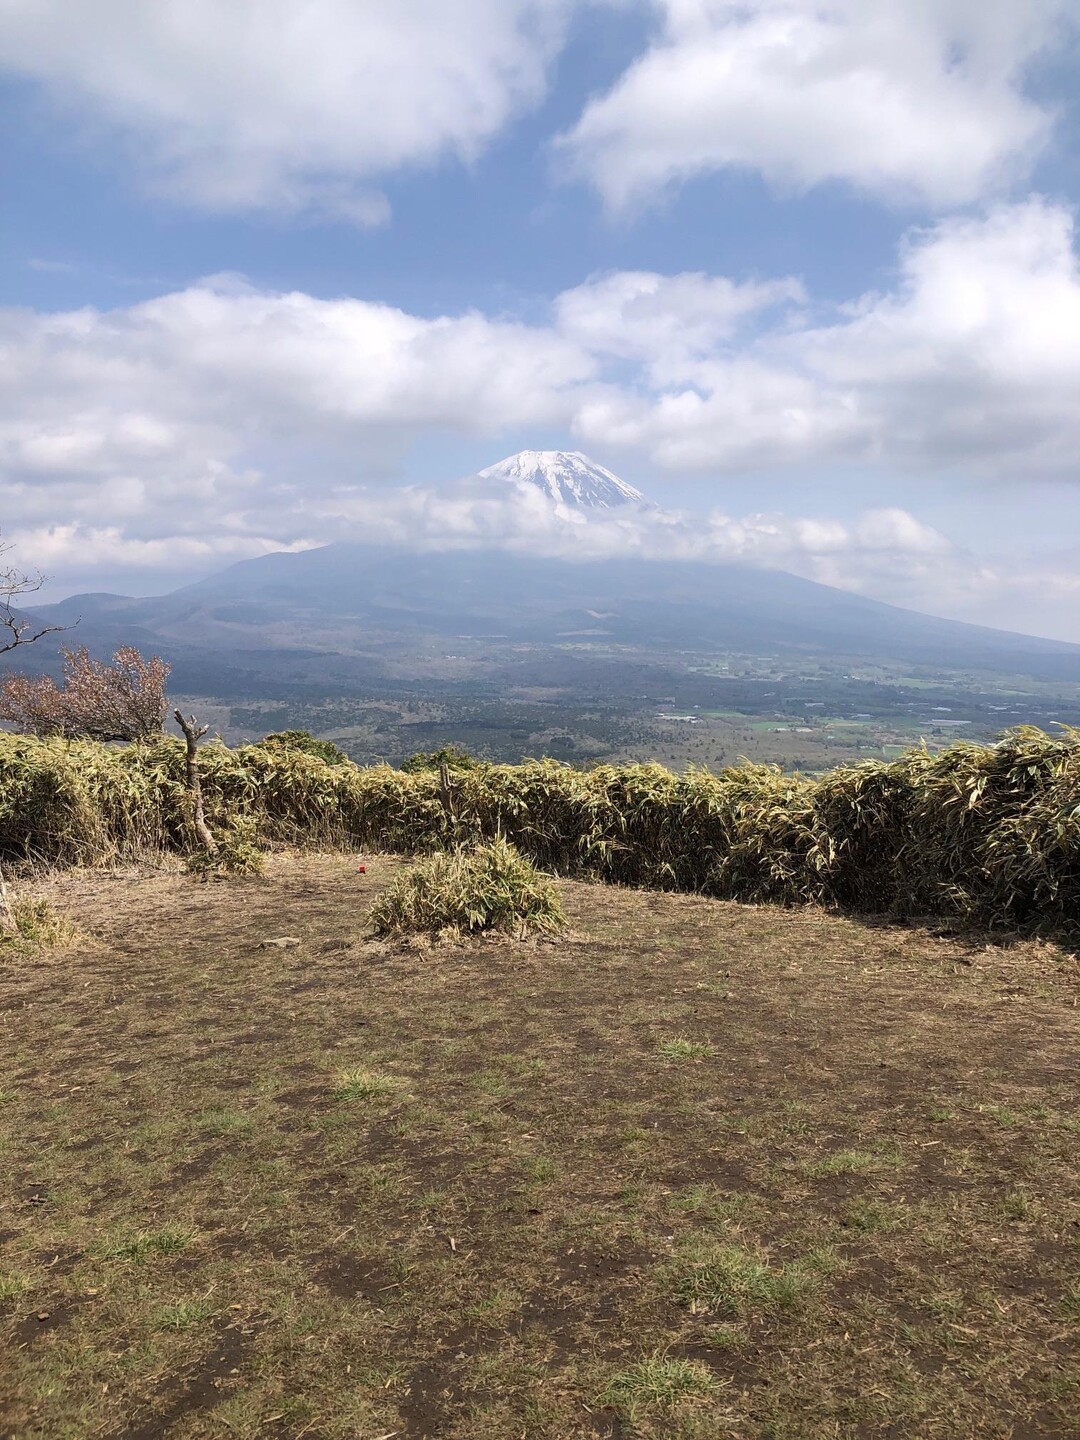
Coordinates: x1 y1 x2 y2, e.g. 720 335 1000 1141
368 838 567 939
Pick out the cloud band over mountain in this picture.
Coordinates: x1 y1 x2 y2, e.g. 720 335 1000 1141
3 199 1080 632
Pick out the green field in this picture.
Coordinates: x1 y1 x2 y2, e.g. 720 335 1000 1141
212 645 1080 773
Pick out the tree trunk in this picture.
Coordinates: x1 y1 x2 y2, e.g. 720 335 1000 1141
174 709 218 855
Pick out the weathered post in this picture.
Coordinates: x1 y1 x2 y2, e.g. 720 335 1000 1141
174 709 218 856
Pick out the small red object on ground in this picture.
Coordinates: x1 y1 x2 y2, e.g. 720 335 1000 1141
357 864 367 873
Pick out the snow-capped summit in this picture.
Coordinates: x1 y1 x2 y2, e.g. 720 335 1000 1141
478 450 648 510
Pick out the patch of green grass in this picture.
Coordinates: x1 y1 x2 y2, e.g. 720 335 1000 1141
1061 1284 1080 1321
152 1298 215 1330
618 1125 654 1148
617 1182 649 1210
194 1106 254 1138
927 1106 955 1123
670 1185 756 1228
842 1199 904 1235
211 1390 317 1439
997 1190 1031 1220
701 1324 744 1350
923 1289 966 1322
777 1110 812 1136
0 1272 30 1303
414 1187 450 1213
657 1036 716 1061
522 1155 559 1185
99 1224 196 1263
1043 1373 1080 1405
463 1288 521 1327
982 1104 1021 1127
333 1068 399 1102
804 1145 902 1178
344 1163 403 1198
670 1241 824 1317
501 1055 546 1078
599 1356 719 1420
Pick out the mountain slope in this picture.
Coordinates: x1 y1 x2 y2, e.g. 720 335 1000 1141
23 542 1080 693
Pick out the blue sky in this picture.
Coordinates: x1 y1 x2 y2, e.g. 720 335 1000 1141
2 0 1080 639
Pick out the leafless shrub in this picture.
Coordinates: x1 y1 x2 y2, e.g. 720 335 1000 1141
0 646 170 742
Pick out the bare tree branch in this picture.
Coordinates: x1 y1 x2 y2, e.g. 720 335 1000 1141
0 563 70 655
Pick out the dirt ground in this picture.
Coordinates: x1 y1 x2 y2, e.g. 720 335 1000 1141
1 853 1078 1439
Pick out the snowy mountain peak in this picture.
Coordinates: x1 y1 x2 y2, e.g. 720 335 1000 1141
478 450 648 510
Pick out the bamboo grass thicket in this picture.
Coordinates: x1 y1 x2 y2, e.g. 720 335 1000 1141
0 726 1078 932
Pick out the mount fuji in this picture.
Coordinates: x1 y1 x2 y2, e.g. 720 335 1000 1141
478 451 649 510
19 447 1080 696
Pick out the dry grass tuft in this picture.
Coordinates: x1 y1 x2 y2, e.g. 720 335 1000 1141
368 838 567 939
1 894 81 947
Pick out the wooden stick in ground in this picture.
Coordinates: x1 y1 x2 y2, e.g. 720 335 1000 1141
438 760 458 843
174 709 218 855
0 863 17 934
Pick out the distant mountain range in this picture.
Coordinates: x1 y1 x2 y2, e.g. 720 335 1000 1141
12 451 1080 695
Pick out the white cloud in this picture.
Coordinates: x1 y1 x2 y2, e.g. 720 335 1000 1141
293 482 1031 641
554 269 805 379
574 198 1080 477
946 558 1080 643
0 0 570 221
0 276 594 498
3 1 1074 226
558 0 1070 210
795 200 1080 473
26 258 80 275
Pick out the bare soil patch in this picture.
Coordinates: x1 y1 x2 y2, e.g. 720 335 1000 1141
1 854 1078 1438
